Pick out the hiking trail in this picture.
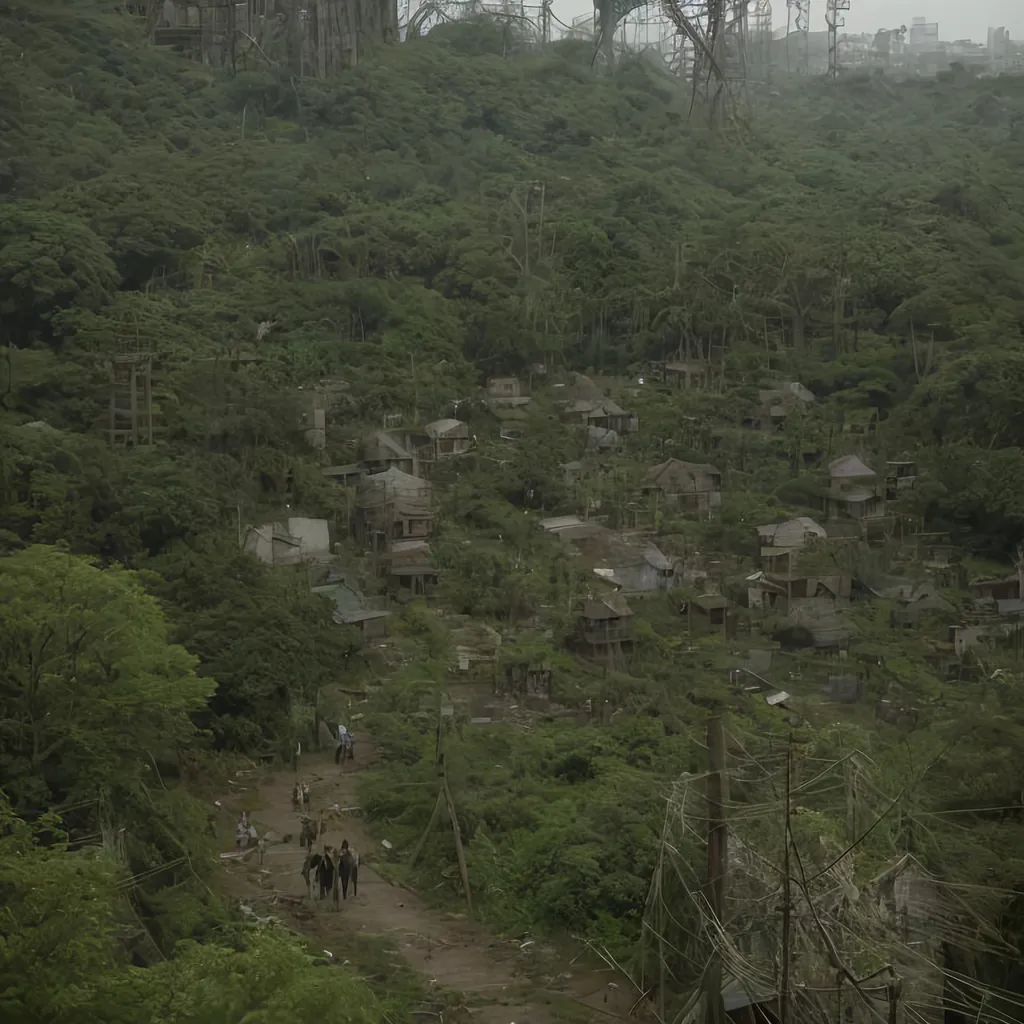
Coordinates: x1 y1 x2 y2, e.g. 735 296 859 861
217 743 638 1024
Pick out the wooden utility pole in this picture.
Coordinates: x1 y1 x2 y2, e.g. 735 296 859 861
407 699 472 910
780 743 793 1024
705 715 727 1024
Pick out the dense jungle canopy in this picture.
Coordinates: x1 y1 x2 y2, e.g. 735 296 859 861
3 1 1024 1021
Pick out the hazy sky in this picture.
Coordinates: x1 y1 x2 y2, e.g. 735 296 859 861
551 1 1019 41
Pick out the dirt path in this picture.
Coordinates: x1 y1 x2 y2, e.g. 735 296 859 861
218 746 640 1024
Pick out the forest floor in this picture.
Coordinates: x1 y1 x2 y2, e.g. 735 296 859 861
215 742 641 1024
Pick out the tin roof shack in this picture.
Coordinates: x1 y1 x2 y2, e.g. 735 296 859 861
560 374 638 434
662 360 710 391
585 536 676 594
354 468 433 551
384 538 438 600
244 517 330 567
647 458 722 518
885 459 917 500
389 563 439 599
744 570 788 612
970 574 1021 603
311 579 391 640
688 593 730 633
422 418 471 464
362 431 419 477
577 594 634 663
767 571 852 617
757 517 826 573
827 454 886 520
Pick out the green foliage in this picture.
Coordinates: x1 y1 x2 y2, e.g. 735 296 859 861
0 797 122 1021
0 545 210 814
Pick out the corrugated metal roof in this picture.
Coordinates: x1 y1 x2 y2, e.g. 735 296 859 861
829 454 876 479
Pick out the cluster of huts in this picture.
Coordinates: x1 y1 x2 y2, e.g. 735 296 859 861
268 368 1018 709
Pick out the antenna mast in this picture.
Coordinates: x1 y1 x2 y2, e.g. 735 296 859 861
826 0 851 78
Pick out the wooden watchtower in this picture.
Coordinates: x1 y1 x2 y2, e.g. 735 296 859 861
109 351 154 448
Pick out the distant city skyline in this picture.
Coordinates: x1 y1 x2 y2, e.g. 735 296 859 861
549 0 1018 42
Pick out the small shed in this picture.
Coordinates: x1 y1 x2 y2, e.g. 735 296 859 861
311 581 391 640
692 593 729 631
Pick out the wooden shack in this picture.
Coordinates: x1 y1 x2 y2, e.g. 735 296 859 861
423 418 471 462
647 458 722 517
354 468 433 551
578 594 634 662
827 454 885 520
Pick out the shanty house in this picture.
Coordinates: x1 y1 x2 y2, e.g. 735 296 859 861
384 538 439 599
586 538 676 593
827 454 885 520
578 594 634 661
647 458 722 517
690 593 729 632
560 374 638 434
564 396 636 434
885 460 917 500
244 517 330 567
311 579 391 640
745 570 787 611
354 468 433 551
757 517 826 572
363 431 419 477
971 574 1020 602
423 418 471 462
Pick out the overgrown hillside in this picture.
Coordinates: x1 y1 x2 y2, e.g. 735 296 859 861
4 1 1024 1020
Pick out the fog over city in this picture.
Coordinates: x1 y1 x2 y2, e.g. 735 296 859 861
551 0 1018 42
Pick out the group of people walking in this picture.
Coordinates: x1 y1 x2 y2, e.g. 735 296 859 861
231 723 360 909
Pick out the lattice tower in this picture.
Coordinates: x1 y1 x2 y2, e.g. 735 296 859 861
826 0 851 78
748 0 773 79
660 1 750 126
